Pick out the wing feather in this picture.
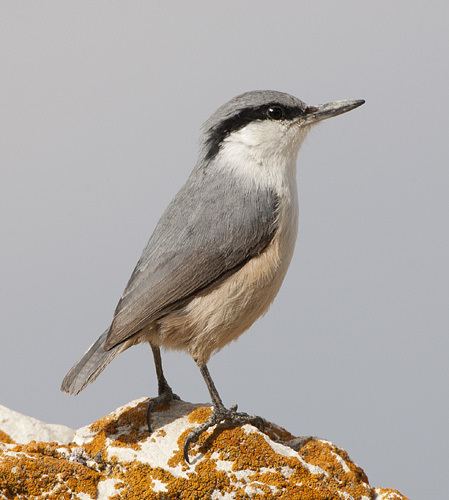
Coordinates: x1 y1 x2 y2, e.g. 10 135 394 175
104 166 279 350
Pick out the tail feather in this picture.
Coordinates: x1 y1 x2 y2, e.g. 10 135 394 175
61 330 125 395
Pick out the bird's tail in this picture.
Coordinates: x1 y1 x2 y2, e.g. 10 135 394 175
61 330 125 395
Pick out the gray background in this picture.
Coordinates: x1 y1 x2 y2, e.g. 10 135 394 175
1 2 448 498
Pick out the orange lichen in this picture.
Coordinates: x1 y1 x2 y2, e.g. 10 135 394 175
83 428 108 459
157 405 374 498
167 426 198 469
301 439 369 482
110 401 148 450
11 440 65 458
164 405 213 468
376 488 409 499
167 417 374 499
0 430 14 444
114 460 234 500
187 405 212 424
84 400 149 457
0 452 100 498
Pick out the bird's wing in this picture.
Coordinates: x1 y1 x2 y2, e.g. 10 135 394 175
104 167 279 350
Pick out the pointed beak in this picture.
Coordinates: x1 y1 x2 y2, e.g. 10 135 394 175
304 99 365 124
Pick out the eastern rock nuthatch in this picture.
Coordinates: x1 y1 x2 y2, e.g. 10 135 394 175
61 90 364 461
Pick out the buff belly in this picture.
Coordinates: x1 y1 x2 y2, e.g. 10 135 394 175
155 214 297 365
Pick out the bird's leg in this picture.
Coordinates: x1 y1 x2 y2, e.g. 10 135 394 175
183 363 266 463
146 343 180 433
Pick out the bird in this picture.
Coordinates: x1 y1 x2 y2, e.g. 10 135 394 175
61 90 364 461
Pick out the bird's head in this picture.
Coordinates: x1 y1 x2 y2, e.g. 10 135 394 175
201 90 364 168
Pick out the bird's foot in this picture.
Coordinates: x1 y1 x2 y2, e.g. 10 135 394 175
183 404 266 463
146 387 180 433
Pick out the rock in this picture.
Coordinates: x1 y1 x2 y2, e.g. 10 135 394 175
0 398 407 499
0 404 74 445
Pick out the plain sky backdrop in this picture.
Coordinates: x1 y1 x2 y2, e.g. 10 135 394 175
1 2 448 498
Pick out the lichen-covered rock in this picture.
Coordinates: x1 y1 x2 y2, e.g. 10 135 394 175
0 398 407 499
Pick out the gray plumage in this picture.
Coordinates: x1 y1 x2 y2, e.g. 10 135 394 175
61 89 364 406
105 168 279 350
61 330 128 395
62 170 278 394
62 90 290 394
104 90 305 350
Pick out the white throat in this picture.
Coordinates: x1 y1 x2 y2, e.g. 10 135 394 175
216 120 310 197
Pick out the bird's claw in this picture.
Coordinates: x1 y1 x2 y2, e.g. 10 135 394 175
146 388 180 433
183 406 265 463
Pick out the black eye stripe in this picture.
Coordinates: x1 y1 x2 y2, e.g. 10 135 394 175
204 103 306 160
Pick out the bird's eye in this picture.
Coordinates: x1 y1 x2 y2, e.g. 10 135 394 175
266 106 285 120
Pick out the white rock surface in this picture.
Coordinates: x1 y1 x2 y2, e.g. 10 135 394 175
0 404 74 444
